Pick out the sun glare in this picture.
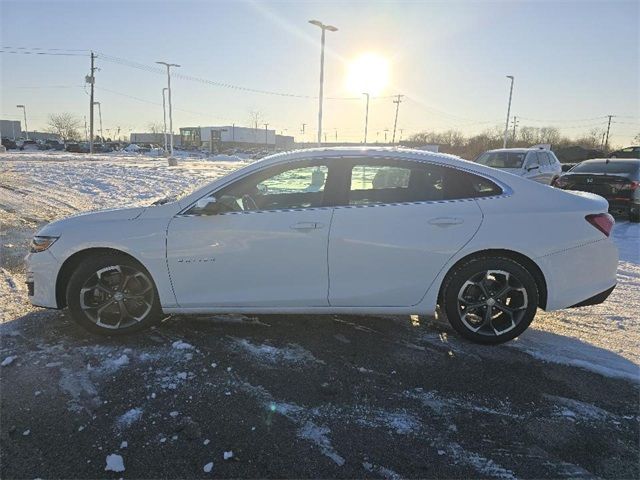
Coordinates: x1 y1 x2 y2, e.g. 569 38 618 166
346 53 390 96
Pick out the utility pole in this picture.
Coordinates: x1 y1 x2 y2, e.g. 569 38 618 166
162 88 168 152
503 75 514 148
384 129 389 143
83 116 87 142
511 115 519 142
88 51 96 153
399 129 404 142
392 94 403 144
264 123 269 145
232 123 235 142
363 93 370 143
334 129 338 142
309 20 338 147
602 115 614 152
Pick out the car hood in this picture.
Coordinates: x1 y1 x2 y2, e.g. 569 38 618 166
36 206 146 236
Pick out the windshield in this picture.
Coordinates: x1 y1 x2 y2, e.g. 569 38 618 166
570 161 640 175
475 151 527 169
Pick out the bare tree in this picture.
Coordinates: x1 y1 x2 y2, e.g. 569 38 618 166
47 113 81 142
248 110 263 144
147 122 165 144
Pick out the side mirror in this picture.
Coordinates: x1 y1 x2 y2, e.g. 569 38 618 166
256 183 268 194
195 196 216 210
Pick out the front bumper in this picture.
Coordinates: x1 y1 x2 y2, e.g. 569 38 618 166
25 250 61 309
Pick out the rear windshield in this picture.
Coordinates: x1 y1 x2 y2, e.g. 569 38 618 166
570 161 640 175
475 151 527 169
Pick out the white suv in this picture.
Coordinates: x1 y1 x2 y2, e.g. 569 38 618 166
474 148 562 185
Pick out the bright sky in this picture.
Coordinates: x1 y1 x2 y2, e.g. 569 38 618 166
1 0 638 145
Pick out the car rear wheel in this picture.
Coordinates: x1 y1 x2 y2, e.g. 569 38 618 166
66 255 162 335
442 257 538 344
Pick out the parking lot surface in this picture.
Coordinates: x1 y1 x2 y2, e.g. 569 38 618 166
1 153 638 479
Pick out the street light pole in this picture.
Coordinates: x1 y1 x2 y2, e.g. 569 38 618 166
503 75 514 148
309 20 338 147
162 88 168 152
362 93 370 143
93 102 103 141
16 105 28 140
156 61 180 157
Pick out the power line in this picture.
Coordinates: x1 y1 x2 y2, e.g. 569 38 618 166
1 46 88 52
0 49 87 57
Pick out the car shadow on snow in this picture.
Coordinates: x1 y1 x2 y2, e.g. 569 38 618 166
1 309 639 479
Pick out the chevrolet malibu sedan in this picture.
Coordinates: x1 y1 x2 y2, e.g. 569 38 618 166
26 147 618 344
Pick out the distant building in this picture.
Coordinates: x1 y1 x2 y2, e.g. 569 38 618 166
180 125 276 151
1 120 22 139
276 134 295 150
27 131 62 142
129 133 181 146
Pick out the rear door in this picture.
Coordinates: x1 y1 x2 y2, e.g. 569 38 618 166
327 158 490 307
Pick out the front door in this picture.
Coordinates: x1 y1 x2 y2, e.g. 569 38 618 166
166 161 332 308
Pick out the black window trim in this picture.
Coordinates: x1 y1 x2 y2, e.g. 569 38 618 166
177 155 512 216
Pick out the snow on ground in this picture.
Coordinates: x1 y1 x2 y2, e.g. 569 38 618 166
0 150 639 384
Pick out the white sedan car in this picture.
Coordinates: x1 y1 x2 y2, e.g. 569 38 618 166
26 147 618 344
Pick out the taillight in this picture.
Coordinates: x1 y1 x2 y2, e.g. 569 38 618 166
620 181 639 191
553 176 568 188
585 213 615 237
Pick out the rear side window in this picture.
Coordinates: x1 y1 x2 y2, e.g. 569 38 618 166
346 160 502 206
538 152 550 166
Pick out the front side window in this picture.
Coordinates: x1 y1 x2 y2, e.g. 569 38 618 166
186 162 328 215
475 151 527 169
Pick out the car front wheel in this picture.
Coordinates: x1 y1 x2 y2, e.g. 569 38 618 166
66 255 162 335
442 257 539 344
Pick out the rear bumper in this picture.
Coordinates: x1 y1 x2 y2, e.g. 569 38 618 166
569 284 616 308
537 238 618 311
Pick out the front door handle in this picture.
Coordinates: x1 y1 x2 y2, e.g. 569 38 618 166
290 222 320 231
428 217 464 227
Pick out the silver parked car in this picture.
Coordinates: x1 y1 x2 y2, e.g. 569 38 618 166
474 148 562 185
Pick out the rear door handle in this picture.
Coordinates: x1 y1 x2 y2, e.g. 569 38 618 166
290 222 321 231
428 217 464 226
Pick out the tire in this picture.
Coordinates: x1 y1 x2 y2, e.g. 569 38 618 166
66 254 162 335
442 256 539 345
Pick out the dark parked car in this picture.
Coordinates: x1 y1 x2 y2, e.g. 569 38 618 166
608 146 640 158
1 138 17 150
19 140 39 151
65 142 90 153
45 139 65 151
553 158 640 222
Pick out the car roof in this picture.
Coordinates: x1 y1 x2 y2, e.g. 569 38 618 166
483 148 546 153
581 158 640 163
178 146 521 207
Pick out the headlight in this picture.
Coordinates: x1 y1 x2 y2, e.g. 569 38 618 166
30 236 59 253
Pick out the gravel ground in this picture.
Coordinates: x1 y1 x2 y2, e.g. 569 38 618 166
1 152 638 479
